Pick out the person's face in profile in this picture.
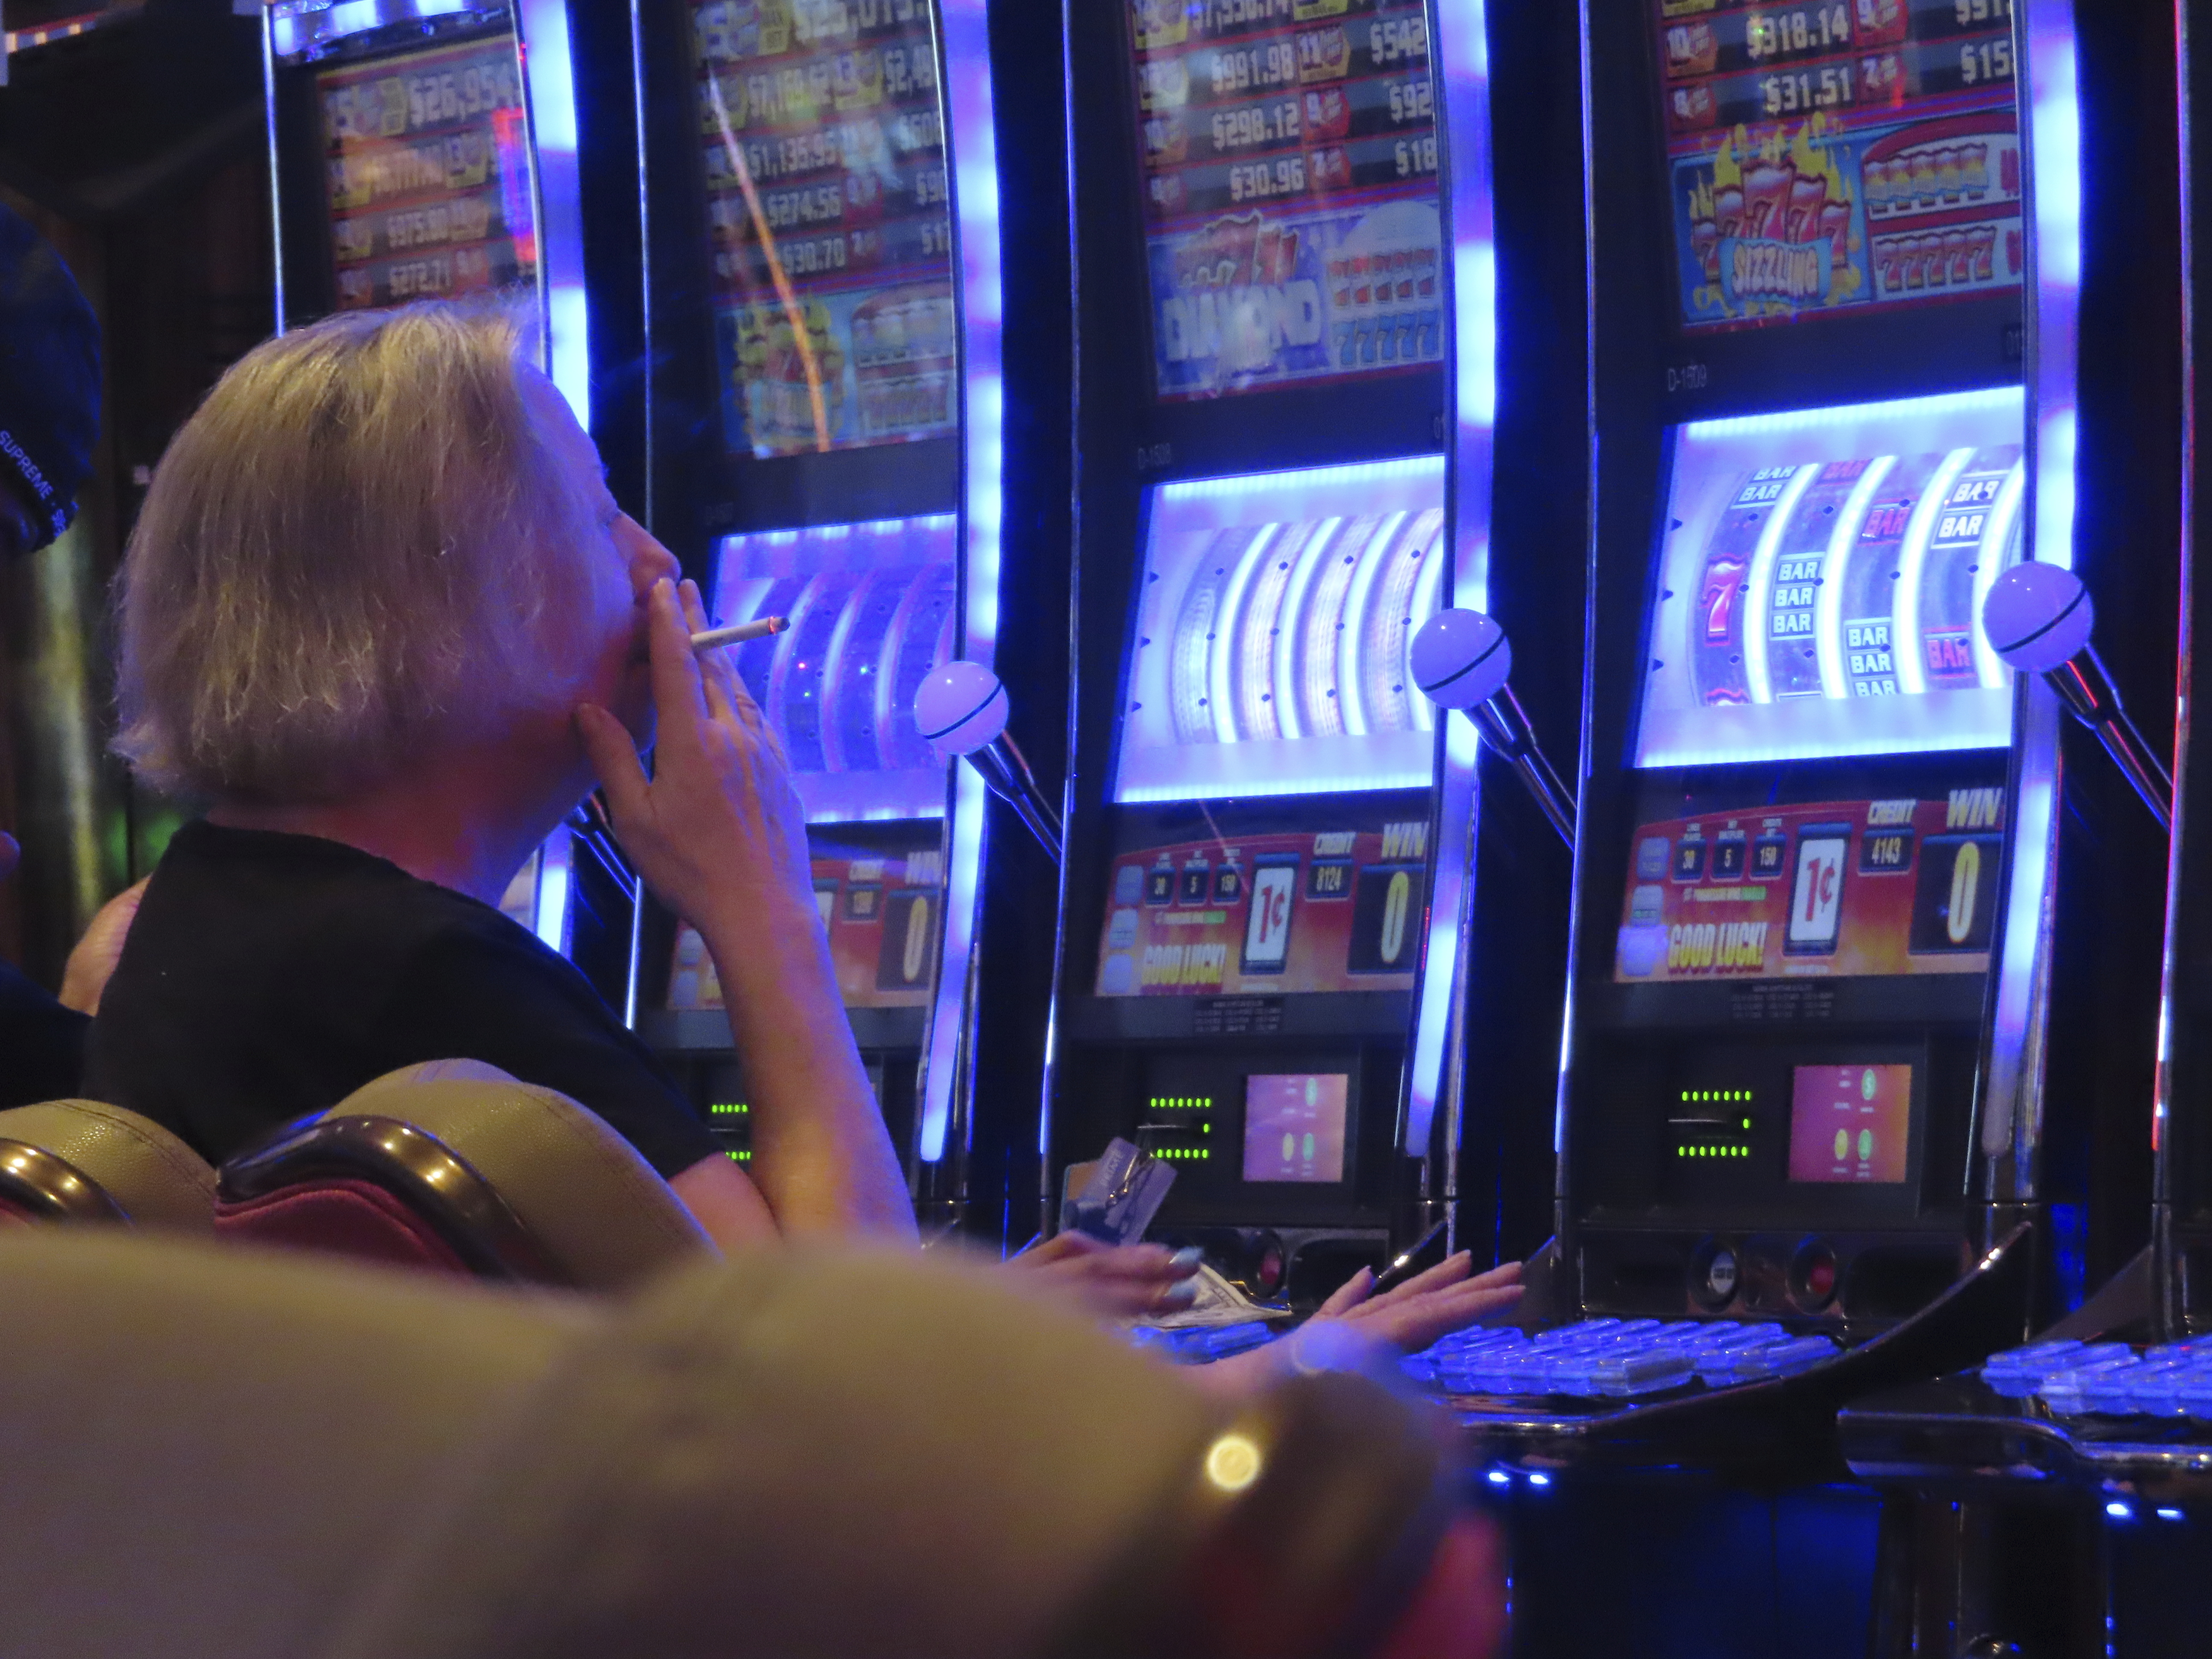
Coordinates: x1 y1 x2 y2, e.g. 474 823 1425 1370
522 370 680 751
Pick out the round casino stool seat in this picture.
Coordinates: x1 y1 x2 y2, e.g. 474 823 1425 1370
214 1060 711 1292
0 1099 215 1231
0 1227 1483 1659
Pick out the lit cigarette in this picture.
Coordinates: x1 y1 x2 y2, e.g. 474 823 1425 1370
690 616 787 651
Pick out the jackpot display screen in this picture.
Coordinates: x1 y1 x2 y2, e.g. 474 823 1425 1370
1787 1062 1913 1182
1112 457 1445 804
1124 0 1446 400
1652 0 2023 330
689 0 957 458
1635 386 2026 769
708 515 956 823
316 35 539 310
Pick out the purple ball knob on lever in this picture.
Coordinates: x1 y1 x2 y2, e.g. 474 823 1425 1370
1982 562 2096 674
1409 608 1514 711
914 661 1062 864
1409 609 1575 847
1981 564 2171 830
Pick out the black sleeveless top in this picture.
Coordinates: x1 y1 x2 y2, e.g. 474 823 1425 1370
85 820 719 1178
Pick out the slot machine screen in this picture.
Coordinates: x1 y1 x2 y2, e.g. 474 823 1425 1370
708 514 957 823
1124 0 1446 400
1243 1072 1350 1182
1635 385 2026 771
316 36 538 310
688 0 957 459
1787 1061 1913 1182
1112 457 1446 803
1648 0 2025 332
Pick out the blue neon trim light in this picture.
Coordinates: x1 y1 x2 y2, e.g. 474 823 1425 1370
1973 0 2082 1164
1404 0 1497 1159
516 0 590 429
532 824 571 953
1636 387 2028 769
918 0 1006 1167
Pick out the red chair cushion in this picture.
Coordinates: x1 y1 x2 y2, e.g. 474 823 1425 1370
215 1179 472 1277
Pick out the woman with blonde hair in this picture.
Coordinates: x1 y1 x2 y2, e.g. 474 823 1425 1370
88 301 910 1247
88 300 1519 1347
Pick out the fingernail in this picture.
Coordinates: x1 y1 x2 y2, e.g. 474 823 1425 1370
1160 1281 1199 1309
1170 1246 1203 1271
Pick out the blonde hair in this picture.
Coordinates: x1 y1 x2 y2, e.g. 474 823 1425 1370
114 301 600 801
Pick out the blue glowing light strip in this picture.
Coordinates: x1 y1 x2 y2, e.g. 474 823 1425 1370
1405 0 1496 1158
1682 384 2026 441
1153 454 1443 508
1981 689 2060 1160
919 0 1004 1166
2026 0 2081 574
1976 0 2082 1171
533 824 572 953
516 0 590 430
508 0 589 959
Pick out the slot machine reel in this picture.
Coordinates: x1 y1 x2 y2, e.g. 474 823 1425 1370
1409 609 1577 845
1981 563 2173 828
914 661 1063 864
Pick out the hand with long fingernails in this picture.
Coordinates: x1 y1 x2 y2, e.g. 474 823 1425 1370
1181 1253 1525 1400
1307 1250 1523 1353
1004 1232 1207 1320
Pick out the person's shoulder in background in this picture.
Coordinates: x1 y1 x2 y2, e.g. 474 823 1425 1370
0 958 86 1109
0 199 99 561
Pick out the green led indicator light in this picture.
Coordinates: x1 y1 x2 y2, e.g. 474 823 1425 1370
725 1149 752 1162
710 1103 749 1117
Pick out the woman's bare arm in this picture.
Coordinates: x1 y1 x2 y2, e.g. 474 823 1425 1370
669 1149 781 1249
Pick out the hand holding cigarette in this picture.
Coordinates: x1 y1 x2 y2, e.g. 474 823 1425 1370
690 615 787 652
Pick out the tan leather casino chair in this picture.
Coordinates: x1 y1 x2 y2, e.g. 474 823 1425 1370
213 1059 712 1292
0 1227 1481 1659
0 1098 215 1231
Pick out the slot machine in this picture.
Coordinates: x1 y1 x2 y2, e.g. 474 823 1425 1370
1825 5 2209 1650
625 0 1012 1204
1045 0 1521 1306
1412 0 2189 1486
257 0 636 974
